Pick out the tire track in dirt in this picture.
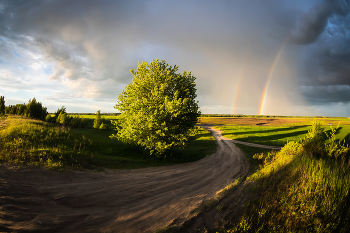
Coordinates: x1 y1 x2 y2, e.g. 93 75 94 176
0 126 249 233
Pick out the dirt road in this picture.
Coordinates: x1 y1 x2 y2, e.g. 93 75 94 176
0 126 249 233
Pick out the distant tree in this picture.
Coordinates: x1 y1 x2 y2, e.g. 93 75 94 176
9 105 17 115
57 112 68 125
16 104 26 116
55 106 66 121
110 59 200 156
5 106 10 114
93 110 102 129
0 96 5 115
26 98 47 120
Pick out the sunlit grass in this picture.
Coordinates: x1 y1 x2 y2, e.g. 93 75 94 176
222 122 350 232
0 115 93 169
0 115 217 170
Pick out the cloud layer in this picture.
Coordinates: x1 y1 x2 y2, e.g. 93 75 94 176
0 0 350 115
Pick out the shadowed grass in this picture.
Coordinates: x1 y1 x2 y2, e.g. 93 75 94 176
218 125 350 147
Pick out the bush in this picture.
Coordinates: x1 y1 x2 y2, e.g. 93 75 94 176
45 114 52 122
93 110 102 129
99 122 108 130
300 121 325 157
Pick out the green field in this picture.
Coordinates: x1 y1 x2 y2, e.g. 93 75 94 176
217 124 350 147
197 116 350 126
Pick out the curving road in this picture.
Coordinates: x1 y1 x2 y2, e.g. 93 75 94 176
0 126 249 233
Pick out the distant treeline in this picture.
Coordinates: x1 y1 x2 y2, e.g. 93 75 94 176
1 97 48 121
0 96 87 128
200 114 348 118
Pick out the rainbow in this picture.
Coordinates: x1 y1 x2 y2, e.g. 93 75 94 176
232 62 246 114
258 40 288 115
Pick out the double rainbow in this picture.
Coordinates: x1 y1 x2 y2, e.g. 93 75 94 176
258 39 289 115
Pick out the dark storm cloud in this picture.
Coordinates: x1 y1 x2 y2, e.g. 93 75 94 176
1 0 298 101
289 0 350 106
301 85 350 104
290 0 350 44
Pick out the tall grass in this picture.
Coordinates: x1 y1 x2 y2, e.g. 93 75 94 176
0 116 93 169
225 121 350 232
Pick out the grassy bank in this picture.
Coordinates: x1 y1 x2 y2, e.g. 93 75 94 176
0 115 217 170
203 122 350 232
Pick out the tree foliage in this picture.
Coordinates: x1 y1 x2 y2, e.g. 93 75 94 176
0 96 5 115
26 98 48 120
47 106 87 128
110 59 200 155
4 97 47 120
93 110 103 129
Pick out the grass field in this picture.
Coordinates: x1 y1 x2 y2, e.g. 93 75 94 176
197 116 350 126
218 125 350 147
0 115 217 170
197 117 350 147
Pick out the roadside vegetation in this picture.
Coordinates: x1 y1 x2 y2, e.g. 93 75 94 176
222 121 350 232
0 115 216 170
186 121 350 233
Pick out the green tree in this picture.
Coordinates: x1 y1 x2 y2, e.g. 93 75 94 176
110 59 200 155
16 104 26 116
55 106 66 120
93 110 102 129
26 98 47 120
0 96 5 115
57 112 68 125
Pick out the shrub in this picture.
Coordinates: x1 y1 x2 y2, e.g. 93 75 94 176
300 121 325 157
93 110 102 129
99 122 108 130
45 114 52 122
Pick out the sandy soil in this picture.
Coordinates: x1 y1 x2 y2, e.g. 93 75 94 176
0 126 249 233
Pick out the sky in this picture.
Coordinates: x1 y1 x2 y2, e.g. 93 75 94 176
1 0 350 116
